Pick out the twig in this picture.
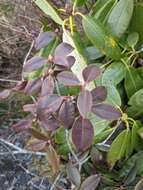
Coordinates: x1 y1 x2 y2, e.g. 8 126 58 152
23 40 35 66
50 173 61 190
0 138 46 156
0 78 20 83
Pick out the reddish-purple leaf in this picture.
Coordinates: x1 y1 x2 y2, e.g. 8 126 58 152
24 78 42 94
80 175 100 190
54 55 75 68
23 104 37 115
77 90 92 118
72 117 94 151
0 89 11 99
58 100 75 129
35 31 55 50
23 56 47 72
12 81 27 91
41 117 59 131
91 86 107 104
54 43 75 68
12 119 33 132
82 65 101 82
92 103 121 120
57 71 80 86
38 95 63 112
54 43 74 57
41 76 54 96
39 112 59 131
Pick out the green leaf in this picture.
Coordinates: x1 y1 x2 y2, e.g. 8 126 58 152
127 32 139 48
90 0 109 15
82 15 121 60
129 3 143 46
127 89 143 118
34 0 63 25
124 66 143 98
94 128 113 144
107 129 130 168
55 127 66 145
119 152 143 179
88 113 109 136
73 0 87 6
107 0 134 38
84 46 103 60
102 62 126 86
105 85 121 106
131 121 142 152
94 0 117 24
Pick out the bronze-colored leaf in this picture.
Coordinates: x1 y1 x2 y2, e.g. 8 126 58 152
46 144 60 174
26 138 47 151
12 119 33 132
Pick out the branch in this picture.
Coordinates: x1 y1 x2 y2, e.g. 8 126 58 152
0 138 46 156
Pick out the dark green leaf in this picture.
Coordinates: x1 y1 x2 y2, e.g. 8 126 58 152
34 0 63 25
107 0 134 38
125 66 143 98
102 62 126 86
82 15 121 60
107 129 130 167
